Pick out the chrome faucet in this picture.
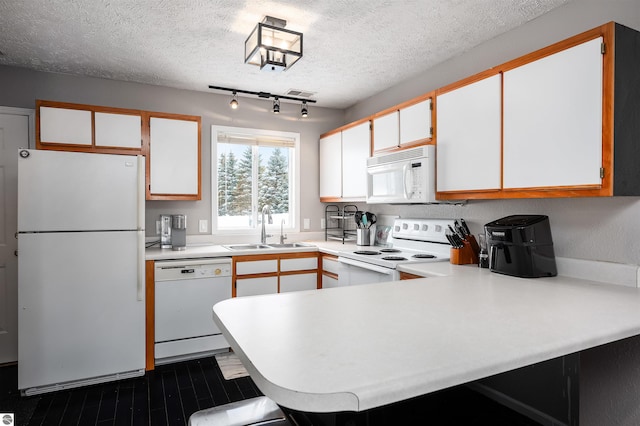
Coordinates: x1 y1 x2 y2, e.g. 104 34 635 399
280 219 287 244
260 205 273 244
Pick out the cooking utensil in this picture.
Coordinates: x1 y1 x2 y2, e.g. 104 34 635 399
354 211 363 229
361 213 368 228
365 212 377 228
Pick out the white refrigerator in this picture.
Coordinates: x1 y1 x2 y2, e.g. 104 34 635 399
17 149 146 395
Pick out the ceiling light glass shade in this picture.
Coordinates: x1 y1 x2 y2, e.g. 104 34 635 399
301 101 308 117
245 22 303 72
273 98 280 114
230 92 239 109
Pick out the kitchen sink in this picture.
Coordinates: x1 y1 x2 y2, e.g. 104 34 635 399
267 243 315 248
223 242 316 250
224 244 273 250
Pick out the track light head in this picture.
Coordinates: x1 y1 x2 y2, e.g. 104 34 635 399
273 97 280 114
301 101 308 118
230 91 239 109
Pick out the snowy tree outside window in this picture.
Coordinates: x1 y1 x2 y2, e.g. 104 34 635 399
212 126 299 232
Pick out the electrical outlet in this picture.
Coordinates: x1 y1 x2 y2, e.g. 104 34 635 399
155 220 161 234
321 218 325 229
199 219 208 233
303 218 310 230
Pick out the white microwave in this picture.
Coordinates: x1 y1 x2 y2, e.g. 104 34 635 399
366 145 436 204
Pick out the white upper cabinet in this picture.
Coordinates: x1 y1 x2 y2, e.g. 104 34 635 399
341 121 370 199
319 132 342 199
436 74 502 192
373 97 433 153
503 37 603 189
149 117 200 197
39 106 92 145
372 112 399 152
399 98 432 145
319 121 370 201
94 112 142 149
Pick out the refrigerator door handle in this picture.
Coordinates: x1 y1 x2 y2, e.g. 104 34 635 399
136 155 145 302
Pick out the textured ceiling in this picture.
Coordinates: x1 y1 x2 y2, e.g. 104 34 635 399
0 0 570 108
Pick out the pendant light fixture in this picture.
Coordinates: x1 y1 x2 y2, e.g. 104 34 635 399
245 16 303 72
273 97 280 114
300 101 308 118
229 91 239 109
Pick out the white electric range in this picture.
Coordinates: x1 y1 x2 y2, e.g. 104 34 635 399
337 218 456 285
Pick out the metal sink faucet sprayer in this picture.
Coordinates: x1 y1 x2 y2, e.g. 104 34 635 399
261 205 273 244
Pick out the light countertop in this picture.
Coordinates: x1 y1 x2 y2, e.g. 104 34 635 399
145 240 355 260
213 264 640 413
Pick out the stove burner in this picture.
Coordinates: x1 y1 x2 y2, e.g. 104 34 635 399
353 250 381 255
379 248 401 253
382 256 407 261
412 254 436 259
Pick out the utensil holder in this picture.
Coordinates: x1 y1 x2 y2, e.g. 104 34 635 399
450 236 480 265
356 229 371 246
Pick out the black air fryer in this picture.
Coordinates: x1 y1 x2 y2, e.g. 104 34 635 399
484 215 557 278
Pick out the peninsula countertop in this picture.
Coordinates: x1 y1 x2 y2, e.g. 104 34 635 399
213 265 640 413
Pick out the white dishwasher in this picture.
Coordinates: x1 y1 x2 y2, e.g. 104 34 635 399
154 258 232 364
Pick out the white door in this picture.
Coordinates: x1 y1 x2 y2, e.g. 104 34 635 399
372 111 399 152
18 149 140 232
18 231 145 390
503 37 603 189
436 74 502 192
319 132 342 198
0 108 33 364
341 122 370 199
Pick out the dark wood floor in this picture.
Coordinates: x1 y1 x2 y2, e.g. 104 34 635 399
0 355 543 426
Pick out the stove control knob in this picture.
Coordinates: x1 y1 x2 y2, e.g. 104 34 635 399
435 225 442 232
413 224 419 230
422 225 428 231
402 223 408 230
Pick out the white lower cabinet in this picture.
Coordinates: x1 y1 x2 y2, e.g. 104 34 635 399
322 274 340 289
280 273 317 293
234 254 319 296
236 276 279 297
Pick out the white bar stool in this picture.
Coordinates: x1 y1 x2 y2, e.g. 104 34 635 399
188 396 292 426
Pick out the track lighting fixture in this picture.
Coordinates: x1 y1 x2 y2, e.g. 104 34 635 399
230 91 238 109
209 85 316 115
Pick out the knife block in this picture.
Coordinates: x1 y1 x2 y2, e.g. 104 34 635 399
450 236 480 265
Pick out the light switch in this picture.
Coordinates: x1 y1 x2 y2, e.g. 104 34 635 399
198 219 208 233
303 218 310 230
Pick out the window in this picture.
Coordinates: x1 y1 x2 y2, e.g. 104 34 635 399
212 125 300 233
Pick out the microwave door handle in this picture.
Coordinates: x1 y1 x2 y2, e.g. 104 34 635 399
403 164 411 200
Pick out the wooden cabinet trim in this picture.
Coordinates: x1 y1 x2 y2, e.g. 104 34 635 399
320 117 371 139
145 260 155 371
399 271 423 280
436 22 619 200
233 252 320 294
146 112 202 201
36 100 202 201
36 100 145 155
